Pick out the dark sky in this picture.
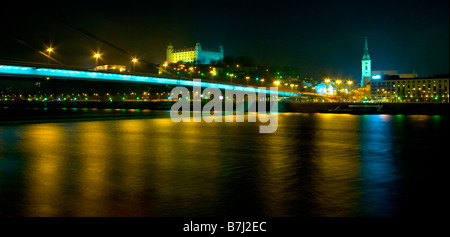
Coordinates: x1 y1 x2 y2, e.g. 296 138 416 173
1 0 448 80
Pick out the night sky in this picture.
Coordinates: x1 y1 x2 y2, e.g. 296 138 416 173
1 0 448 81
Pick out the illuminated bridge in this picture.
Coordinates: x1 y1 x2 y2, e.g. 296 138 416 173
0 61 304 98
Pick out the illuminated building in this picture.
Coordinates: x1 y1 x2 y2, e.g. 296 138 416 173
95 65 127 72
361 37 372 87
166 42 223 64
370 74 449 102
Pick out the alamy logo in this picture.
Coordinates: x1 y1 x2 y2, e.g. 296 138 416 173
170 79 278 133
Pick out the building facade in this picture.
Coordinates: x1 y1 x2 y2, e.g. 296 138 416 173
166 42 223 64
370 75 449 102
361 37 372 87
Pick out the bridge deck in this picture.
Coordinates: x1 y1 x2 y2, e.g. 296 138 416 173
0 62 304 97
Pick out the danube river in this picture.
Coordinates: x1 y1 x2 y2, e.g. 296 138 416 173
0 110 447 217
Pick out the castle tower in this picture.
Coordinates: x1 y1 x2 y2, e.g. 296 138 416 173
166 42 173 62
361 36 371 87
219 45 224 63
195 41 202 64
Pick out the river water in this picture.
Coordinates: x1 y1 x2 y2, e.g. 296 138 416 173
0 110 447 217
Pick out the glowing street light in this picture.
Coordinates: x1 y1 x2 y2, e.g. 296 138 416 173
347 80 353 89
245 76 250 85
336 80 342 97
132 58 138 72
93 52 101 66
324 78 331 96
274 80 280 86
46 47 53 64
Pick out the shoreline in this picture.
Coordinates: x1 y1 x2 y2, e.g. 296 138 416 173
1 101 449 124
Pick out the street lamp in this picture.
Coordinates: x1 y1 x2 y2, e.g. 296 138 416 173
324 79 331 96
132 58 138 72
261 78 265 86
46 47 53 64
245 76 250 85
336 80 342 98
210 69 216 81
93 52 101 66
230 73 234 83
347 80 353 91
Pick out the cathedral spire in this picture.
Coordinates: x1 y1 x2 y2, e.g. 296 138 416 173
361 36 372 87
362 36 370 60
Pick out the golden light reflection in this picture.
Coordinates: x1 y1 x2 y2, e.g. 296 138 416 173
311 114 362 216
20 124 67 216
72 121 110 216
256 113 313 216
157 118 222 215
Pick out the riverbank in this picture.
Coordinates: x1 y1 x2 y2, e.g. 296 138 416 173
0 101 449 124
282 101 450 115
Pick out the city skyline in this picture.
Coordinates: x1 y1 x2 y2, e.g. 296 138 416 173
0 0 448 81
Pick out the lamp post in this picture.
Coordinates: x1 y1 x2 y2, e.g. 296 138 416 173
93 53 101 67
324 79 331 96
46 47 53 64
230 73 234 83
336 80 342 99
245 76 250 85
347 80 353 101
132 58 138 72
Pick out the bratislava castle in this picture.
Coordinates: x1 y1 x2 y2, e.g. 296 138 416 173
166 42 223 64
361 36 372 87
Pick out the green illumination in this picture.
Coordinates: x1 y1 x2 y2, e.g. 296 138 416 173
85 98 88 100
201 73 204 76
397 97 401 100
64 98 67 101
44 97 48 101
136 97 140 100
122 97 126 100
74 98 77 101
4 98 7 101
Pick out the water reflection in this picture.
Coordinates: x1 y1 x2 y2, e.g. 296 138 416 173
358 115 401 217
0 111 447 217
20 124 68 216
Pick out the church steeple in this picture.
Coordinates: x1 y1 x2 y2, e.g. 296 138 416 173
362 36 370 60
361 36 372 87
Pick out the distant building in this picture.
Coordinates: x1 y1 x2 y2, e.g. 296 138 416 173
370 74 449 102
166 42 223 64
361 37 372 87
371 70 419 79
94 65 126 72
